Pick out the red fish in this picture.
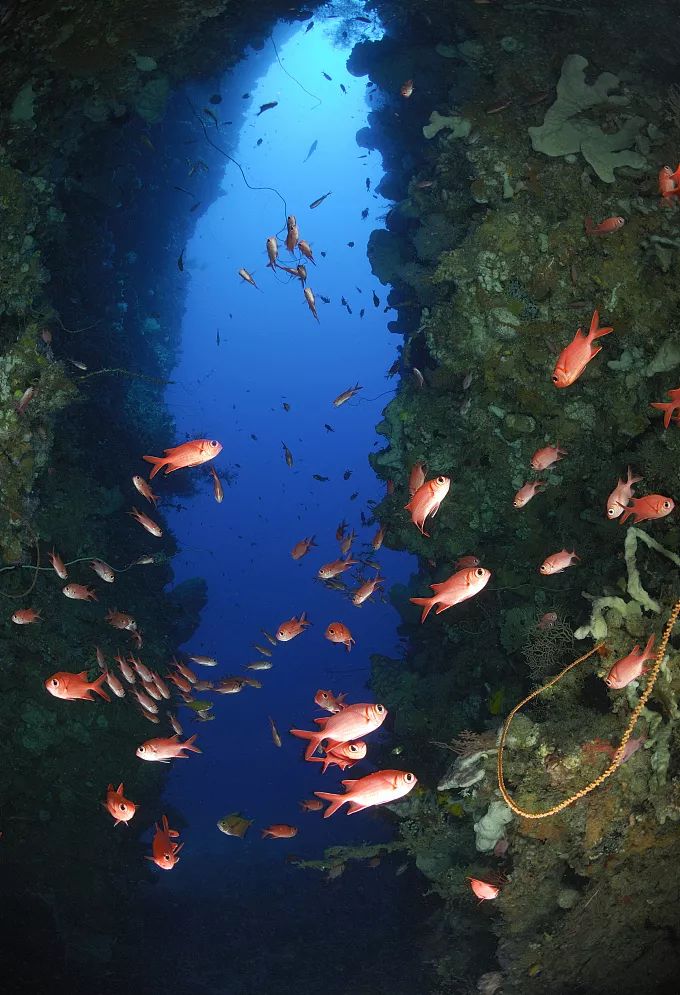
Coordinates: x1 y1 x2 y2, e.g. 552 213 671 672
45 670 110 702
104 669 126 698
147 814 183 870
551 310 613 388
468 877 500 901
352 574 383 606
410 566 491 622
63 583 97 601
276 611 311 641
537 611 558 630
106 609 137 631
539 549 580 575
530 443 566 471
48 549 68 580
129 507 163 537
606 466 642 519
405 475 450 536
136 734 201 762
11 607 41 624
143 439 223 478
298 240 315 264
299 798 324 812
132 475 159 506
285 215 299 252
584 216 625 235
604 634 655 689
314 689 347 713
90 560 115 583
658 164 680 202
314 769 417 817
309 740 367 773
290 702 387 760
261 824 298 839
103 783 136 826
291 535 316 560
513 480 545 508
618 494 674 525
324 621 355 651
650 386 680 428
454 555 480 569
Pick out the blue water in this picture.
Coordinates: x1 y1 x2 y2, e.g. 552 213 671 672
153 15 413 888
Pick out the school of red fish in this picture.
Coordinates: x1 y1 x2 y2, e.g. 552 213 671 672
15 157 680 897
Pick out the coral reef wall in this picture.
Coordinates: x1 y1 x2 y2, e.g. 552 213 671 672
348 1 680 992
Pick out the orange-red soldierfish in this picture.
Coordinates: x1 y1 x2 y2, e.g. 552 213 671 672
454 555 480 569
309 740 366 774
408 462 426 497
585 215 625 235
285 215 299 252
530 443 566 471
405 475 450 536
276 611 311 641
315 769 417 817
106 609 137 631
133 687 158 714
333 382 362 407
314 689 347 713
143 439 222 478
103 783 136 826
171 657 198 683
300 798 324 812
147 814 183 869
45 670 110 702
130 655 152 682
352 574 383 606
238 267 258 288
136 734 201 762
132 475 159 506
318 557 357 579
606 466 642 519
551 310 613 388
151 671 171 699
91 559 115 583
290 702 387 760
325 621 355 651
539 549 580 575
129 507 163 537
649 386 680 428
400 79 414 98
371 524 386 550
298 240 315 264
303 286 319 322
266 236 278 270
604 634 655 689
209 466 223 503
11 608 41 624
658 164 680 202
261 824 297 839
513 480 546 509
618 494 675 526
468 877 500 901
48 549 68 580
116 654 136 684
104 669 126 698
291 535 317 560
410 566 491 622
63 583 97 601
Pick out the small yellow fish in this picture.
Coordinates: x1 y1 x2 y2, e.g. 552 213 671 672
217 813 253 838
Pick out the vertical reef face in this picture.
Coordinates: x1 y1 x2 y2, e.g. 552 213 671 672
0 0 298 987
350 2 680 992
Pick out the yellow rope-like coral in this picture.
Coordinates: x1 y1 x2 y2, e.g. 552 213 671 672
497 598 680 819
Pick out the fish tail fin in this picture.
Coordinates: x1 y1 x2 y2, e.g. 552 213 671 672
92 673 111 702
626 466 643 485
290 728 321 760
142 454 167 479
588 309 614 340
313 791 346 818
650 401 675 428
643 633 656 660
410 597 434 623
183 734 202 754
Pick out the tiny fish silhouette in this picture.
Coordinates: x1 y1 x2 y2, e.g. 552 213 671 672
177 247 185 271
366 178 371 191
324 424 334 433
373 291 380 308
306 21 314 32
361 208 369 219
304 140 318 163
340 84 347 94
322 72 332 81
313 474 329 482
347 241 354 248
257 102 278 115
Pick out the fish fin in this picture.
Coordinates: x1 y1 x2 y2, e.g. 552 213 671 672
346 802 368 815
92 674 111 702
588 310 614 340
409 597 434 622
142 455 167 480
313 717 328 727
313 791 346 818
182 734 202 753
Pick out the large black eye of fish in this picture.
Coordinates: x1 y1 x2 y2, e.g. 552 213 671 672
551 374 559 383
210 440 219 448
436 475 445 484
474 567 485 578
405 772 415 783
349 745 359 753
663 500 672 510
120 803 127 811
376 704 385 714
51 679 59 687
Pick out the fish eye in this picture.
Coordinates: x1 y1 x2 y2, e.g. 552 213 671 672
475 567 485 577
436 475 445 484
376 704 385 714
328 627 335 635
663 500 672 510
120 803 127 811
210 440 219 448
51 679 59 687
405 772 414 782
607 507 616 517
349 745 359 753
138 746 145 753
551 374 559 383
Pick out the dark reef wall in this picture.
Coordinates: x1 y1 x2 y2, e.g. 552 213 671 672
348 1 680 993
0 0 302 988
